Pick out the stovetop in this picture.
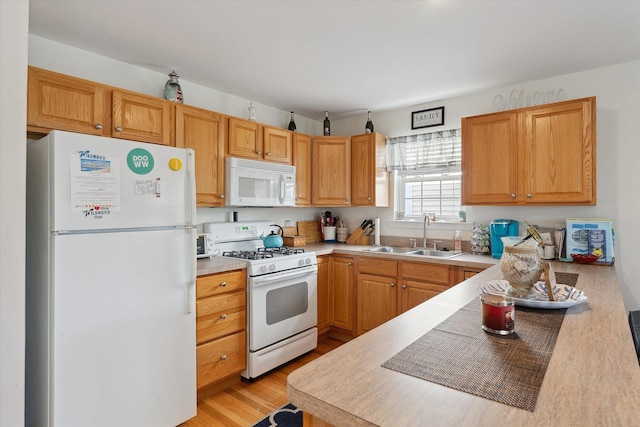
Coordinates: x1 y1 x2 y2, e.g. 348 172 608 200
222 247 307 260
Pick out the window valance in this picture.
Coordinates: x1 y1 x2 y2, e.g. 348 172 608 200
386 128 461 174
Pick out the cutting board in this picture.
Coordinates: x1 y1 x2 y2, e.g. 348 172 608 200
297 221 322 243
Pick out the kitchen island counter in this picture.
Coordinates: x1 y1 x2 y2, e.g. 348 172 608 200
288 262 640 426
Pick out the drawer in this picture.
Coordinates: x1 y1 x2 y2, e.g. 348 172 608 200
196 291 246 344
197 331 246 389
197 269 246 299
401 262 450 285
358 257 397 277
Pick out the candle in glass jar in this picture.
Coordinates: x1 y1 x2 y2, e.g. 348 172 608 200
481 294 515 335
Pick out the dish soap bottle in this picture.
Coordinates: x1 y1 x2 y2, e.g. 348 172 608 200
454 230 462 252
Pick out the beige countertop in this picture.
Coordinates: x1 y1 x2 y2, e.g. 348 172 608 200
197 244 499 276
287 262 640 426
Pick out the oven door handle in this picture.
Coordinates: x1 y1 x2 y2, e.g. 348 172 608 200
251 265 318 286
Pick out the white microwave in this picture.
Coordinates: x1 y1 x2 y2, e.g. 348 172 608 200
225 157 296 207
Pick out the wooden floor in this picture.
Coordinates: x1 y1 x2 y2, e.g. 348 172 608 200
181 335 344 427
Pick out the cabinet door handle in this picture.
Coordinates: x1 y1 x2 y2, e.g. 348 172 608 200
510 193 516 199
256 151 262 155
266 152 271 156
95 124 103 130
348 262 353 266
220 354 227 361
367 196 372 201
402 284 407 289
220 314 227 320
527 193 532 198
219 194 225 199
220 281 227 287
114 126 122 132
390 283 395 287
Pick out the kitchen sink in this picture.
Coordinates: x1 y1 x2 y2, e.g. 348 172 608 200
408 249 463 258
364 246 463 258
365 246 415 254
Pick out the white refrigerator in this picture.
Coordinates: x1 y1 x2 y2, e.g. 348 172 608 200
26 130 197 427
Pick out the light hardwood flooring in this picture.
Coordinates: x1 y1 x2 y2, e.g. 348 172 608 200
182 335 344 427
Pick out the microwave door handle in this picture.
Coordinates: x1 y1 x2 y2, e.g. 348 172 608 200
279 175 285 204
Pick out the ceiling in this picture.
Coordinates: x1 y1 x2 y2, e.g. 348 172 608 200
28 0 640 120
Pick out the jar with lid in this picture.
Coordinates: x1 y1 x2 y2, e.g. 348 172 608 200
499 238 543 298
163 71 183 103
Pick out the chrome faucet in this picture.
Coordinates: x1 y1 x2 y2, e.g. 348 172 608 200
423 214 430 248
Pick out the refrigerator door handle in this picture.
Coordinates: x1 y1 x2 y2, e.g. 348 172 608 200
188 226 196 314
185 149 197 227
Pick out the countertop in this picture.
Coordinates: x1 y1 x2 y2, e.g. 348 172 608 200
197 243 498 276
287 262 640 426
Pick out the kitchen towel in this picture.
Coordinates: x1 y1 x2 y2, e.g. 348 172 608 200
382 297 567 411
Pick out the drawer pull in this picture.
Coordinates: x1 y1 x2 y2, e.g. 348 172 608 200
115 126 122 132
220 314 227 320
220 354 227 361
95 124 103 129
220 281 227 287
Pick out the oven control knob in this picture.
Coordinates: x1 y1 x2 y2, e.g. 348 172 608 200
298 259 305 266
260 265 268 273
269 264 276 272
305 258 311 265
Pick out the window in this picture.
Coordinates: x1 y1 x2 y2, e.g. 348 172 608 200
387 129 461 220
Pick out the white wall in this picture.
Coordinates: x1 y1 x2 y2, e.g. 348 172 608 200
27 37 640 311
1 1 28 425
335 61 640 311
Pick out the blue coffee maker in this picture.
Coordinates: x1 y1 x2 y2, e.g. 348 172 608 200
490 219 520 258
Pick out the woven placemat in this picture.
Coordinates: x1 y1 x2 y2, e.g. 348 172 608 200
382 298 567 411
555 272 578 287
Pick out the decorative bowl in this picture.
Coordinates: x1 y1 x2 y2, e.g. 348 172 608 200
571 254 601 264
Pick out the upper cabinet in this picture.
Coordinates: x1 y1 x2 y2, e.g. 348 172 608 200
227 118 293 164
111 89 173 146
293 133 312 206
351 132 389 207
461 97 596 205
227 117 262 159
175 105 227 207
28 66 106 136
263 125 293 164
28 67 174 146
311 136 351 206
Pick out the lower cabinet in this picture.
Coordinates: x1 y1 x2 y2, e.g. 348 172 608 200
399 262 451 314
450 265 486 285
356 257 398 336
195 269 246 392
316 255 331 333
330 255 355 334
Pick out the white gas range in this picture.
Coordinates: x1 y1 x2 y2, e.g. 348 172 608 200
204 221 318 379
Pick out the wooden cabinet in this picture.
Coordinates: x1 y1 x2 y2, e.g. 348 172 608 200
196 269 246 392
227 117 262 159
27 67 174 145
462 97 596 205
450 265 486 285
316 256 331 333
330 255 355 333
111 89 173 146
175 105 226 206
312 136 351 206
27 66 106 136
356 257 398 335
263 125 293 164
399 262 451 314
293 133 312 206
351 132 389 207
227 118 293 164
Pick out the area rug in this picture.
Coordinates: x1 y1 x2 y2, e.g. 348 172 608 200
252 403 302 427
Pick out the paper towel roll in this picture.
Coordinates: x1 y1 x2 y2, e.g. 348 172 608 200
374 218 381 246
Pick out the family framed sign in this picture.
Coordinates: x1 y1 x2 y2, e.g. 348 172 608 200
411 106 444 129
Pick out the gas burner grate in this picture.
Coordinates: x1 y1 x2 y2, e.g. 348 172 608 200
222 250 274 260
257 247 306 256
